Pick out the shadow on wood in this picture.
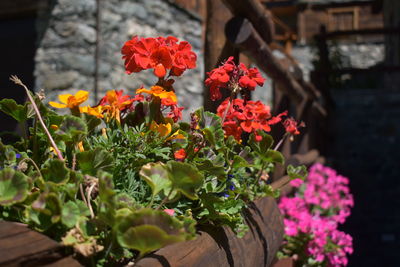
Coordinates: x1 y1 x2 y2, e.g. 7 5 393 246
136 197 283 267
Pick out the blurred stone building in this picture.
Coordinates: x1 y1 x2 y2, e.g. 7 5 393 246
35 0 205 119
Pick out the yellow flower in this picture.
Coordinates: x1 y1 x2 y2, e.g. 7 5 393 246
167 130 186 141
50 124 59 131
150 121 172 137
79 106 104 118
77 141 85 152
49 90 89 109
136 86 177 103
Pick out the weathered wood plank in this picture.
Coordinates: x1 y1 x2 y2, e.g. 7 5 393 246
136 197 283 267
222 0 275 44
0 221 81 266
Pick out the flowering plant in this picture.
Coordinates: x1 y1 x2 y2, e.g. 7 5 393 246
0 36 305 265
278 163 354 266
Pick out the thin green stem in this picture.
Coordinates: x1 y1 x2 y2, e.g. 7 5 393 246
32 118 38 164
156 187 174 210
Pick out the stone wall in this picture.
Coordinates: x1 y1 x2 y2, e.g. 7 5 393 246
35 0 204 118
292 42 385 88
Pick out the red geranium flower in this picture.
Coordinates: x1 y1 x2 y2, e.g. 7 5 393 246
205 57 235 101
121 36 196 78
283 117 305 135
238 63 265 91
205 57 265 101
217 98 289 142
174 148 186 160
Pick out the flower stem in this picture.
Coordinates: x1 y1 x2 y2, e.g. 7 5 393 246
10 76 64 161
273 132 289 151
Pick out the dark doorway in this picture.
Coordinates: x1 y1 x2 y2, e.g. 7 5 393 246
0 15 37 135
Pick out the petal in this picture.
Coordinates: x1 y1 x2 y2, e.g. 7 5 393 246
154 63 167 78
58 94 72 104
136 88 152 95
49 101 67 108
74 90 89 104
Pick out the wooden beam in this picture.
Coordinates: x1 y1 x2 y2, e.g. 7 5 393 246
222 0 275 44
203 0 237 112
225 17 307 105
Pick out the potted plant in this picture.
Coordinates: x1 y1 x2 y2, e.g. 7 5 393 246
0 35 306 266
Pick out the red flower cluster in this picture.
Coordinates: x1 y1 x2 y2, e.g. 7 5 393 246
205 57 265 101
283 117 305 135
121 36 197 78
217 98 286 141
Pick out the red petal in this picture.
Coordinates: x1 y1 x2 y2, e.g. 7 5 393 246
154 63 167 78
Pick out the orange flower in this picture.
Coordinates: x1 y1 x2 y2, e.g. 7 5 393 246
150 121 172 137
49 90 89 109
79 106 104 118
99 90 134 123
136 86 177 104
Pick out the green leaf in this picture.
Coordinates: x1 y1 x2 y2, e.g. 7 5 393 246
139 163 171 196
287 164 308 180
167 161 204 200
31 193 62 223
195 153 226 179
61 201 81 228
264 150 285 164
115 208 193 256
56 115 87 142
41 159 70 184
0 99 28 122
232 155 250 168
0 168 30 206
249 132 273 154
77 148 114 175
82 113 102 132
195 108 225 148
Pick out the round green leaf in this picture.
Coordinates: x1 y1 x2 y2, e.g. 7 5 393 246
41 159 70 184
61 201 81 228
167 161 204 200
115 209 191 255
139 162 171 196
0 168 30 206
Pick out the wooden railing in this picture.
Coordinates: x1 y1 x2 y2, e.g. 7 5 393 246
203 0 330 181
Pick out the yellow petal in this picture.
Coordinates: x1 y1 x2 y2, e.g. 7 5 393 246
105 90 117 104
157 123 172 137
136 88 151 95
58 94 72 104
49 101 67 108
50 124 59 130
74 90 89 105
77 141 85 152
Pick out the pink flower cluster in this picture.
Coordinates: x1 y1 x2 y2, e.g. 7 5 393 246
279 163 354 266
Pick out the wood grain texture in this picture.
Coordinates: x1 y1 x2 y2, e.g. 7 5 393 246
136 197 283 267
0 221 81 267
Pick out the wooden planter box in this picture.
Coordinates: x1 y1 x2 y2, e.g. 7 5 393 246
136 197 284 267
0 197 283 267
